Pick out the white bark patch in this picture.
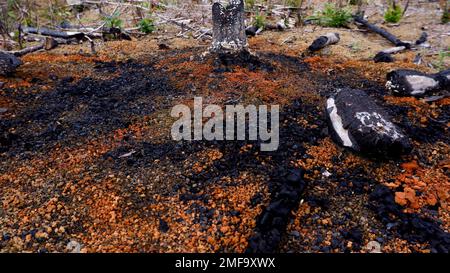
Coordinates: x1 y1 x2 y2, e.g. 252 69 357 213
405 75 439 95
355 112 404 140
327 98 353 147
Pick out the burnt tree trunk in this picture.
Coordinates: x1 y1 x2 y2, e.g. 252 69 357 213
210 0 248 55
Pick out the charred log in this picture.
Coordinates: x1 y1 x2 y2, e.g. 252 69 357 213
326 88 411 156
210 0 248 55
373 46 406 63
22 27 86 40
373 52 394 63
354 16 411 48
308 33 340 52
0 52 22 76
11 44 44 57
386 69 450 97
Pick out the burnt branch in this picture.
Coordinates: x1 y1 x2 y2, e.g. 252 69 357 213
354 16 411 48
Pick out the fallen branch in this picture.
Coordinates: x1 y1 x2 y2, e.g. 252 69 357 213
22 27 86 40
373 31 429 63
155 14 211 39
354 16 411 48
10 43 44 57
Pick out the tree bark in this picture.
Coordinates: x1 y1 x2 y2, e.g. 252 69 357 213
210 0 248 55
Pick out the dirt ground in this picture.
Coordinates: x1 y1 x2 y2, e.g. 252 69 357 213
0 1 449 253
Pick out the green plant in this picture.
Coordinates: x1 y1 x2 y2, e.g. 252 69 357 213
307 3 353 28
104 12 123 29
433 48 450 70
138 18 155 34
384 3 403 23
44 1 71 25
350 41 361 52
442 10 449 24
2 0 39 29
252 12 266 29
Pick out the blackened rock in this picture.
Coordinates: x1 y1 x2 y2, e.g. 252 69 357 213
386 69 449 97
369 185 450 253
373 52 394 63
344 227 363 245
250 192 263 207
326 88 411 156
159 219 169 233
0 52 22 76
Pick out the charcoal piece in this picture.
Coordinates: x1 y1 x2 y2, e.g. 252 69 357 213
386 69 449 97
326 88 411 156
0 52 22 76
308 33 340 52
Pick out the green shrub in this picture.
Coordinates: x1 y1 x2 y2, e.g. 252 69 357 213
307 3 353 28
384 5 403 23
442 10 450 24
104 12 123 29
433 48 450 70
252 12 267 29
138 18 156 34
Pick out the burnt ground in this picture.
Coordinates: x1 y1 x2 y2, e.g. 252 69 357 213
0 36 449 253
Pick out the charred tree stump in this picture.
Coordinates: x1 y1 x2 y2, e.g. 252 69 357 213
386 69 450 97
210 0 248 55
326 88 411 156
0 52 22 76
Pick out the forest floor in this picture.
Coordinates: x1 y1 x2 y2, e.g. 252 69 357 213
0 1 449 253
